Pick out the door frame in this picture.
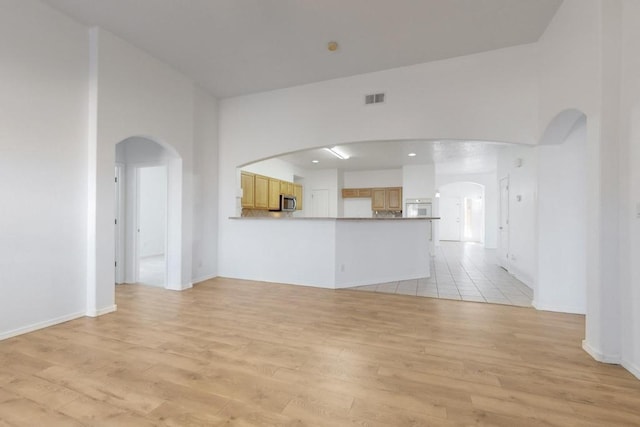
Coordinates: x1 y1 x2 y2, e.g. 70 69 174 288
114 163 125 284
498 175 510 270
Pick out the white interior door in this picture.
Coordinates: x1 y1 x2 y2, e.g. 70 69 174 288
498 177 510 269
440 197 461 241
311 189 329 217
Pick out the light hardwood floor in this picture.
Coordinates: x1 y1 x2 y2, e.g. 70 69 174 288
1 278 639 426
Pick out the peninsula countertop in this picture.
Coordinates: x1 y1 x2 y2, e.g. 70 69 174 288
229 216 440 220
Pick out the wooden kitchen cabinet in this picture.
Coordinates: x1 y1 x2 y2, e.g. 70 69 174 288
294 184 303 210
342 188 372 198
386 187 402 210
371 187 403 211
371 188 386 210
241 172 255 208
268 179 280 210
253 174 269 209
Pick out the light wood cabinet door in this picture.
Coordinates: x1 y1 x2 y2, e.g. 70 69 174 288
280 181 288 194
357 188 372 197
254 175 269 209
241 172 255 208
287 182 294 195
371 188 386 210
294 184 303 210
342 188 358 198
268 179 280 210
386 187 402 210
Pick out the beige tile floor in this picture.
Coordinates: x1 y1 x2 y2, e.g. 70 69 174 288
349 241 534 307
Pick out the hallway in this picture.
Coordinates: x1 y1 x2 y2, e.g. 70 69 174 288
349 241 533 307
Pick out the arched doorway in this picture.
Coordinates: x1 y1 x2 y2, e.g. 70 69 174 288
114 136 183 290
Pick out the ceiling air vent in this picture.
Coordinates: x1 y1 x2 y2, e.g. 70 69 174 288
365 93 385 105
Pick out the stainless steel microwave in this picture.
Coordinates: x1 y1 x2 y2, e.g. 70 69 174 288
273 194 296 212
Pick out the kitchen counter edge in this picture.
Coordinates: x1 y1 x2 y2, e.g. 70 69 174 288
229 216 440 221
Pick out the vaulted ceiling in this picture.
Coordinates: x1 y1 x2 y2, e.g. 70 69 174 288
43 0 562 97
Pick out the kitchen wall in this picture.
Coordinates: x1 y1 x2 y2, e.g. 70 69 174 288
0 0 89 339
302 169 340 217
342 169 403 217
496 144 538 288
241 157 302 183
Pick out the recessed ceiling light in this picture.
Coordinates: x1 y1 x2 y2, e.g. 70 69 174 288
328 41 338 52
311 160 319 164
408 153 417 157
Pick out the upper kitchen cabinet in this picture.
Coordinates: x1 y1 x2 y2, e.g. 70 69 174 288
254 174 269 209
371 187 403 211
342 188 372 198
268 178 280 210
241 172 255 208
371 188 386 210
294 184 303 210
386 187 402 210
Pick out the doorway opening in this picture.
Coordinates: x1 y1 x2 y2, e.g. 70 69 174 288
137 166 167 286
438 182 485 243
115 136 182 290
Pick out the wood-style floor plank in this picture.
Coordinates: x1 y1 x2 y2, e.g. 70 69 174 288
0 277 639 426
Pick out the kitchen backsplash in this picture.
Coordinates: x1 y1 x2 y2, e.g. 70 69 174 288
372 210 403 218
242 209 293 218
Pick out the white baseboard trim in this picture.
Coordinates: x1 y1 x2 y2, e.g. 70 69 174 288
621 359 640 380
165 282 193 291
0 311 85 341
532 301 586 315
582 340 621 364
86 304 117 317
192 274 218 285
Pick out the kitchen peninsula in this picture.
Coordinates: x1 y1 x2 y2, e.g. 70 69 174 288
227 216 438 289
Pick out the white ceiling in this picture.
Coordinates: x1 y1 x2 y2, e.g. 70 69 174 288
275 139 516 175
43 0 561 97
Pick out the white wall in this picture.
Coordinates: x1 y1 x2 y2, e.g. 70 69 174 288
619 0 640 378
138 166 167 257
496 145 538 287
241 158 303 183
343 169 403 188
537 118 587 314
0 0 89 339
192 87 219 283
402 165 435 202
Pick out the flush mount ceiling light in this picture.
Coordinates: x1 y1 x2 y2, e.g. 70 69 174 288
311 159 319 164
327 41 339 52
324 146 350 160
408 152 417 157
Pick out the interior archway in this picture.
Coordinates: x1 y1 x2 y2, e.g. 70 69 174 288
114 136 183 290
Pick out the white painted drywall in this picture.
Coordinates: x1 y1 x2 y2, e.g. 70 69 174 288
618 0 640 378
192 87 219 283
334 220 430 287
343 199 373 218
241 158 302 183
0 0 89 338
402 165 436 202
537 118 587 314
343 169 403 188
138 166 167 257
496 145 538 288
